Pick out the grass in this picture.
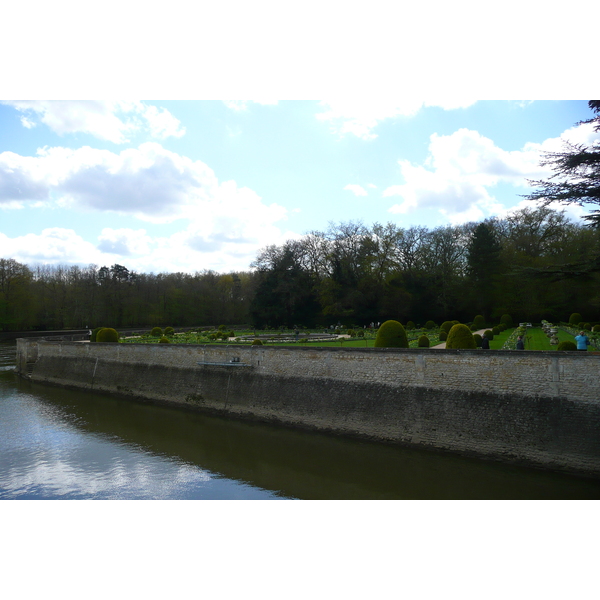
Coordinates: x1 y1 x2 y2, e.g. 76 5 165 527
118 326 593 352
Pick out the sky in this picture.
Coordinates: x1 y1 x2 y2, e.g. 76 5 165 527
2 99 597 275
1 2 598 276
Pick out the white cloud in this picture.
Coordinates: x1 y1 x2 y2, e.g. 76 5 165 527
0 143 293 272
316 99 477 140
2 100 185 143
0 228 106 264
382 125 594 223
343 184 368 196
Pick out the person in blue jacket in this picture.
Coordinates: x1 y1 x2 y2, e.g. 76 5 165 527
575 331 590 351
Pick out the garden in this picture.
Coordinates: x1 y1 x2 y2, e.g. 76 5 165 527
94 312 600 352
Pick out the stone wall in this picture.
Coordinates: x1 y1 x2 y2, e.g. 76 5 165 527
15 339 600 477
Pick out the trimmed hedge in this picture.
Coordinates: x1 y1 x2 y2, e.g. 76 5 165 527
374 320 408 348
418 335 430 348
151 327 163 337
445 324 476 349
96 327 119 343
557 341 577 351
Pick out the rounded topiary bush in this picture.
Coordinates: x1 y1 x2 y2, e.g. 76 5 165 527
582 323 591 331
357 329 365 337
492 326 500 336
439 330 448 341
500 314 513 328
445 324 476 349
228 330 235 338
472 315 486 330
91 327 105 342
347 329 356 337
418 335 430 348
569 313 582 325
164 326 174 336
484 329 494 341
159 336 171 343
593 324 600 333
425 320 436 330
151 327 162 337
557 341 577 351
374 320 408 348
440 321 454 334
406 321 416 330
96 327 119 343
252 338 263 345
473 333 482 348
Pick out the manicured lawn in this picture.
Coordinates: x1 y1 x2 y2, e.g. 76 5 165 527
488 328 515 350
522 327 580 351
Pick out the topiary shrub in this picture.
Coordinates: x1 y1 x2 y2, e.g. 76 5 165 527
209 333 218 340
582 323 591 331
406 321 416 330
484 329 494 341
228 330 235 338
347 329 356 337
445 324 476 349
569 313 582 325
374 320 408 348
159 336 171 343
472 315 486 330
151 327 162 337
439 330 448 341
357 329 365 337
425 320 436 330
593 325 600 333
299 338 309 343
500 314 513 328
218 324 226 331
96 327 119 343
492 326 500 336
252 338 263 345
418 335 430 348
164 327 174 336
557 341 577 351
440 321 454 334
473 333 482 348
91 327 105 342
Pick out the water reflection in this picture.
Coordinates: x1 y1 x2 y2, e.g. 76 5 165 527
2 341 600 499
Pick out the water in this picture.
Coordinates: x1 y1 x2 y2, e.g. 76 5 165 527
2 341 600 499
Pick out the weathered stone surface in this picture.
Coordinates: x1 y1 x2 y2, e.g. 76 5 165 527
15 339 600 477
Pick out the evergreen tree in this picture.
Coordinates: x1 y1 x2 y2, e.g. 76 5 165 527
525 101 600 227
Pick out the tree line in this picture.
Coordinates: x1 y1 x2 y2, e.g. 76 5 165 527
1 206 599 332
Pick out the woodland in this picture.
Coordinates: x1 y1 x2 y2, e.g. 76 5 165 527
2 102 599 332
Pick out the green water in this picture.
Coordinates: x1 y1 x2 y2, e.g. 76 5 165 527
2 341 600 499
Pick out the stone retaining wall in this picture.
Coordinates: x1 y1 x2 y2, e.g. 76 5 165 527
15 339 600 477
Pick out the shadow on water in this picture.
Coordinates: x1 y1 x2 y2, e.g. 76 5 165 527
2 341 600 499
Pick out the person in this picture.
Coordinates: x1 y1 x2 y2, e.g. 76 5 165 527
481 334 490 349
575 331 590 351
516 335 525 350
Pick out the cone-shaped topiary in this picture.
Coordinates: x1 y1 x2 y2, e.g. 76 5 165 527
569 313 582 325
96 327 119 343
472 315 486 329
374 320 408 348
440 321 454 333
445 324 476 349
418 335 430 348
159 336 171 343
557 341 577 351
151 327 162 337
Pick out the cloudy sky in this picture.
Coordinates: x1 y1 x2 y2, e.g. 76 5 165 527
2 1 598 276
1 99 597 274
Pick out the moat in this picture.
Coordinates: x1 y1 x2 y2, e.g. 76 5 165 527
2 340 600 500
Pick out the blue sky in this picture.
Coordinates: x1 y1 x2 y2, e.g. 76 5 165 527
1 99 597 274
